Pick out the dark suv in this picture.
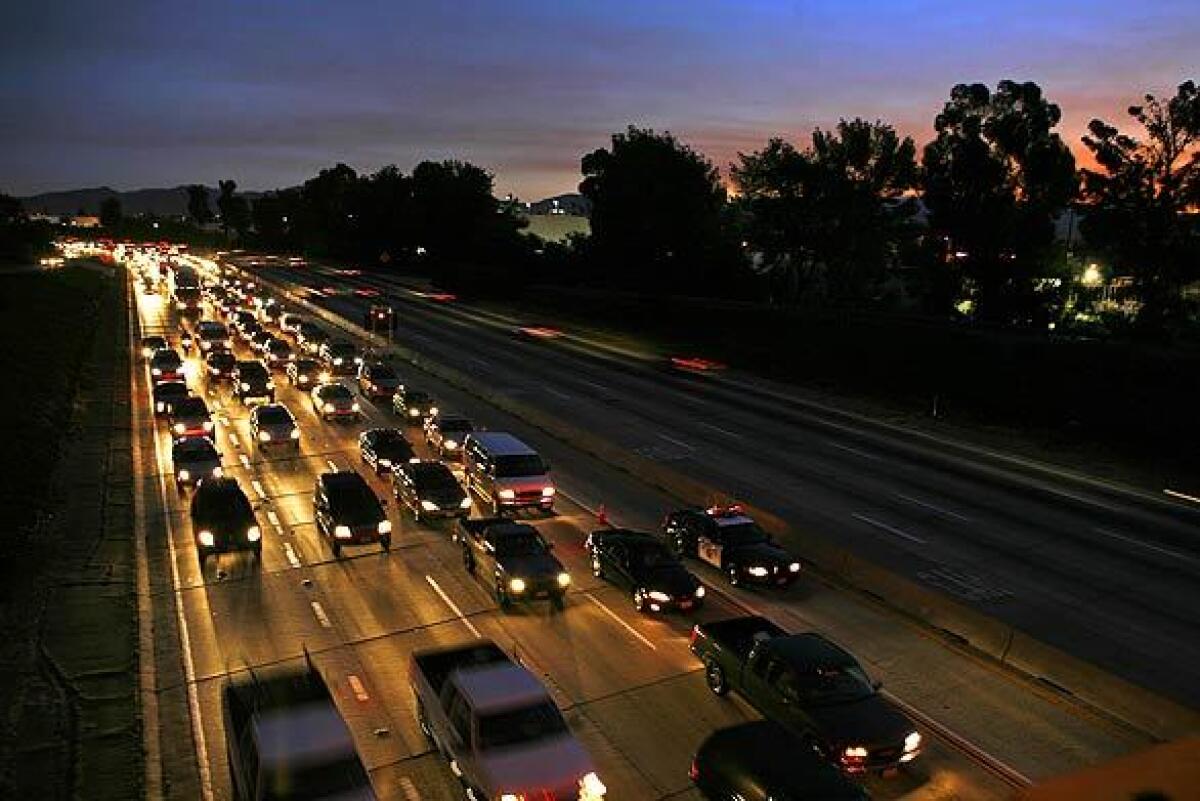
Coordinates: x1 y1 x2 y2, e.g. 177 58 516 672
313 472 391 557
233 360 275 405
190 478 262 566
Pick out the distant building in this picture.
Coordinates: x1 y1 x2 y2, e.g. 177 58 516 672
28 212 65 225
70 215 101 228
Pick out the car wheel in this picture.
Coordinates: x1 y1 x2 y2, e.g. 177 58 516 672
727 564 741 586
490 495 500 516
551 593 565 612
380 535 391 552
591 556 603 578
705 658 729 696
332 542 342 559
633 588 646 612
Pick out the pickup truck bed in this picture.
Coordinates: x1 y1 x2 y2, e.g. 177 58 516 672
411 640 508 696
690 615 786 661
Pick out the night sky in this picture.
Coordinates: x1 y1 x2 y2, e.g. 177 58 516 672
2 1 1196 200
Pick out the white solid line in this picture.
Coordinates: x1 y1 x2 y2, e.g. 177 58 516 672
894 493 971 522
251 479 267 499
578 379 608 393
851 513 928 544
239 453 250 468
826 440 883 461
657 433 693 450
348 674 370 702
266 509 281 527
544 386 572 400
1093 527 1200 566
425 575 482 638
326 458 339 472
311 601 332 628
228 432 239 447
282 542 301 569
697 421 743 439
1164 488 1200 505
584 592 658 651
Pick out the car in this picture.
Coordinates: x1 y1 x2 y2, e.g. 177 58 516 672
457 517 569 610
394 460 470 522
358 428 415 474
392 386 437 423
312 471 391 556
357 362 400 400
170 436 222 489
152 380 190 416
263 337 293 368
204 348 236 381
297 322 329 354
248 328 273 353
286 357 322 387
140 335 168 360
587 529 705 613
195 320 230 352
691 616 922 774
423 413 474 458
189 477 262 566
249 403 300 451
664 505 801 587
232 310 257 335
279 313 305 337
463 432 555 514
691 721 867 800
237 319 264 344
319 341 361 376
311 383 360 421
256 301 282 325
148 348 185 382
232 360 275 405
168 396 214 438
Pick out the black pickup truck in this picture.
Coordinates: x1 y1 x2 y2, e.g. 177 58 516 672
223 658 376 800
690 616 922 775
457 517 571 610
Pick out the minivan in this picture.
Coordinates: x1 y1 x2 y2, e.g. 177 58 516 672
463 432 555 514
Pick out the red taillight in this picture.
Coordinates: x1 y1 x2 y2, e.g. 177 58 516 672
689 758 700 781
689 625 700 648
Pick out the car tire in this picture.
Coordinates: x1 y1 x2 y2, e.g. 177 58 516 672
727 564 741 586
705 658 729 696
551 593 565 612
380 535 391 552
332 542 342 559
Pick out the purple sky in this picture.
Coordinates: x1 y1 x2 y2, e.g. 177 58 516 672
1 1 1196 200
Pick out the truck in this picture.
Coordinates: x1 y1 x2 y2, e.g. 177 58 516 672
410 640 606 801
457 517 571 610
222 657 376 800
690 616 922 775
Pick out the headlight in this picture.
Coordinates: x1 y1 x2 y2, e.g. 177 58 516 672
156 402 166 412
177 469 190 481
408 407 420 417
459 497 472 509
319 371 330 382
354 356 363 364
509 578 526 593
265 381 274 390
444 440 458 449
580 771 606 799
289 428 300 440
152 368 162 376
198 530 215 547
212 466 223 477
904 731 922 753
246 526 261 542
557 572 571 588
202 421 214 432
648 590 671 603
542 486 556 497
844 746 869 759
429 406 439 416
378 458 392 467
747 566 769 577
323 402 335 413
173 423 185 434
333 357 343 365
142 347 153 358
351 402 361 412
694 585 706 598
258 430 271 442
789 561 801 573
377 520 392 535
498 489 516 500
420 500 439 512
240 382 250 391
334 525 352 539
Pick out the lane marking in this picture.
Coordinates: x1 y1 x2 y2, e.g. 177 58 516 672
310 600 332 628
251 479 267 499
228 432 240 447
657 433 693 450
584 592 658 651
894 492 971 522
425 575 482 638
266 509 281 528
851 513 928 545
578 379 608 393
697 421 743 439
347 674 370 702
1093 526 1200 566
239 453 250 469
544 387 572 400
282 542 302 569
1164 488 1200 505
326 458 339 472
826 440 883 461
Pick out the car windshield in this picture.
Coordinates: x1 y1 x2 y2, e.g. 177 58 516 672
175 441 217 460
368 366 396 380
202 488 253 523
209 352 234 366
371 429 407 447
630 542 676 569
294 359 318 371
798 663 875 705
328 483 380 520
493 529 547 557
239 364 268 380
440 418 473 433
719 521 769 545
413 464 458 489
257 407 293 425
476 702 567 751
158 383 188 397
268 341 290 353
321 385 352 401
494 454 545 478
153 351 181 367
405 392 431 406
329 344 355 357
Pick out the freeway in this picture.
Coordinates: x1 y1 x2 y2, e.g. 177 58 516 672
130 255 1154 800
234 255 1200 712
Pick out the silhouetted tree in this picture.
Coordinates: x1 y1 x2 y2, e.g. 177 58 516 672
216 179 249 240
1080 79 1200 332
186 184 213 227
99 196 122 229
922 81 1077 323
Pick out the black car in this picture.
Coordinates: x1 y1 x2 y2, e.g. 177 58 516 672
320 341 360 376
149 348 185 382
664 506 801 587
171 435 222 489
587 529 705 613
204 349 236 381
423 413 474 459
313 472 391 557
357 362 400 401
458 518 570 610
298 322 329 354
393 460 470 522
393 386 436 423
691 722 867 801
286 357 322 388
233 360 275 404
152 380 190 416
140 335 168 360
190 478 262 565
358 428 415 475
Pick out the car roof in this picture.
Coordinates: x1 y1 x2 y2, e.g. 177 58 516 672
768 633 858 671
253 701 357 769
466 431 535 457
173 436 217 455
320 471 370 491
453 663 551 714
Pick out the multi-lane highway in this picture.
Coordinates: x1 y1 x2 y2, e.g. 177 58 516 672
233 254 1200 712
129 252 1165 800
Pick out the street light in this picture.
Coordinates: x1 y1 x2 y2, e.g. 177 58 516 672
1082 263 1102 287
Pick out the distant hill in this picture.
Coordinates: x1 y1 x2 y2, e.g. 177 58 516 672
527 193 590 216
18 185 261 217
